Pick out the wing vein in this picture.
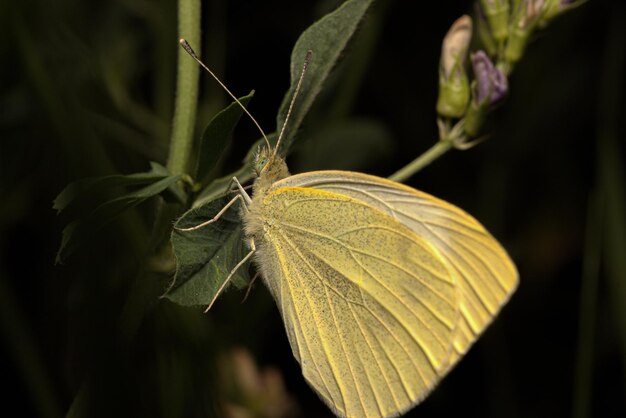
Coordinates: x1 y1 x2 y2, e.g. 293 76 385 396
300 242 449 371
347 249 454 351
281 222 456 307
271 236 343 411
347 303 398 415
322 285 369 417
276 231 351 413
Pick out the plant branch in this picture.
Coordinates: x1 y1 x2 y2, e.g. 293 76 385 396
388 138 454 183
167 0 201 175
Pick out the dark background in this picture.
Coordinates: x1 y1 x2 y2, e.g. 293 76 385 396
1 0 625 417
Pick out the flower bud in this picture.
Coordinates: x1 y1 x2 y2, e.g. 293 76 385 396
480 0 510 44
436 15 472 119
504 0 547 64
472 51 508 105
475 3 497 56
464 50 508 136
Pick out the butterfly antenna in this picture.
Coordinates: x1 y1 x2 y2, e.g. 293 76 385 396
272 49 312 160
179 39 271 150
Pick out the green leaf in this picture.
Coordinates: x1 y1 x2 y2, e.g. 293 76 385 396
195 92 254 186
165 195 251 307
56 169 181 263
165 136 262 308
276 0 376 154
52 162 170 214
54 162 172 217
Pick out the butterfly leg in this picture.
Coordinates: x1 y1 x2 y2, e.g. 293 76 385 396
204 238 256 312
175 177 251 232
230 176 252 207
241 272 260 304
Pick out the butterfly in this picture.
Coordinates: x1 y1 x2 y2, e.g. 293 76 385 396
176 39 518 418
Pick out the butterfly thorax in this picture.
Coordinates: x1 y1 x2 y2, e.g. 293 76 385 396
243 153 290 242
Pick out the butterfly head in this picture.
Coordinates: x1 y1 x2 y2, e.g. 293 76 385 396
253 146 272 176
252 145 290 196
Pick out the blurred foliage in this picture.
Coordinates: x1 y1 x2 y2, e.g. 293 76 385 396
0 0 625 417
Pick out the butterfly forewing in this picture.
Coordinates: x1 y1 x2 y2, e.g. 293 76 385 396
273 171 519 367
247 187 459 418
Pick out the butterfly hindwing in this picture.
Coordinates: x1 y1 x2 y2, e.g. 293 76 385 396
273 171 519 368
248 187 459 417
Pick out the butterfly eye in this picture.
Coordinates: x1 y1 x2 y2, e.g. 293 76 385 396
253 148 271 175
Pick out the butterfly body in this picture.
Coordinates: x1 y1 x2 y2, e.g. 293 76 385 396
240 154 517 418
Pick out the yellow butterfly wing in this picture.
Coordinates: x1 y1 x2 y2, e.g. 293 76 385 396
273 171 519 367
247 187 459 417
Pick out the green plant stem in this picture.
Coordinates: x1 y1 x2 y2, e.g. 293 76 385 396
388 139 454 182
167 0 201 175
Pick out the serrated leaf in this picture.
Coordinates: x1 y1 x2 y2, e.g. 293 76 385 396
195 92 254 185
276 0 375 154
165 195 251 307
56 173 181 263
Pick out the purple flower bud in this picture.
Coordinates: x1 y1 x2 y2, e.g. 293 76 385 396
471 50 508 105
